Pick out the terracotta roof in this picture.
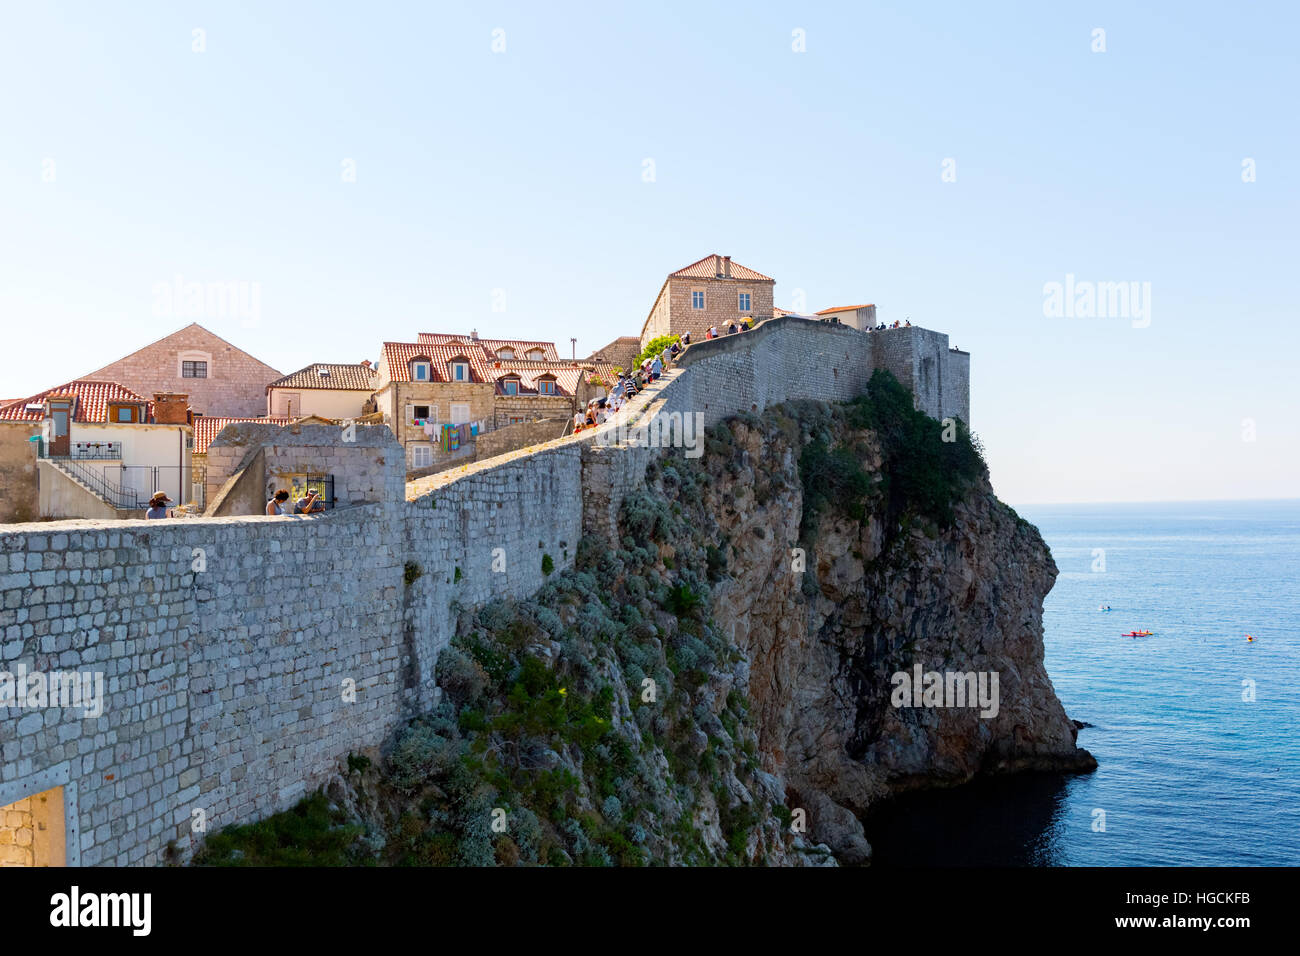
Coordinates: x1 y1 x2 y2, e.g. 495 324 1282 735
815 304 875 314
491 361 585 396
416 333 559 362
381 342 495 384
267 363 380 391
669 254 774 282
0 380 153 423
193 416 292 454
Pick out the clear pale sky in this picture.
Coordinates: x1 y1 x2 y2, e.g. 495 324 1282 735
2 2 1296 504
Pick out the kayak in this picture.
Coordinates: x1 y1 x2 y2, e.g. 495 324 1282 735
1123 630 1154 637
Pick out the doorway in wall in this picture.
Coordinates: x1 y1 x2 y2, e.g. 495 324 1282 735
0 787 66 867
0 765 78 866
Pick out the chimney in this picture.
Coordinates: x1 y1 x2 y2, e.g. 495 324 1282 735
152 393 189 425
722 255 732 278
361 359 371 368
470 329 479 340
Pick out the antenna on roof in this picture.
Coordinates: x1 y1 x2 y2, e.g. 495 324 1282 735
570 337 577 360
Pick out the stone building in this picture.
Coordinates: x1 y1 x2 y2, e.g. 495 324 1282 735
491 361 592 429
266 362 379 419
82 322 282 418
639 254 776 349
584 335 641 373
374 332 606 472
373 340 496 470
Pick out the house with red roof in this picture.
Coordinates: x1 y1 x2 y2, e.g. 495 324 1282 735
372 330 603 472
0 380 194 520
265 361 380 419
639 254 776 349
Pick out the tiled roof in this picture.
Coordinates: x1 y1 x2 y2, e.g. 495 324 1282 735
193 416 292 454
416 333 560 362
669 254 774 282
816 304 875 314
0 380 153 423
267 363 379 391
491 361 584 396
381 342 495 384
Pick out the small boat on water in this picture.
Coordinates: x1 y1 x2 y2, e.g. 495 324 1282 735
1123 630 1154 637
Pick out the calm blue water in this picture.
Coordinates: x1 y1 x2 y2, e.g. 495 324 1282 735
867 499 1300 866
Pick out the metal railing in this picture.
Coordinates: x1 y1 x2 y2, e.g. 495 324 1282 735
48 458 144 510
36 441 124 460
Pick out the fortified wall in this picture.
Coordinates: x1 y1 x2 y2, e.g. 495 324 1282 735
0 318 969 865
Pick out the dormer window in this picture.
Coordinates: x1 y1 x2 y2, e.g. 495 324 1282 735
410 357 432 381
450 357 471 382
525 348 545 361
109 403 143 423
496 347 516 360
537 377 556 395
502 377 520 396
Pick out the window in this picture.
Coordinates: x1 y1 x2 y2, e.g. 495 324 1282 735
691 290 705 309
413 405 430 420
502 378 519 396
450 403 470 425
525 349 545 361
538 378 556 395
450 359 469 381
496 347 515 360
110 404 140 423
410 445 433 469
410 361 430 381
406 404 437 425
178 351 212 379
738 293 751 312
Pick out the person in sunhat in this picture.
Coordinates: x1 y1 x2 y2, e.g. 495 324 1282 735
145 491 173 519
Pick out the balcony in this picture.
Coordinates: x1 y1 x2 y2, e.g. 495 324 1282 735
34 439 124 460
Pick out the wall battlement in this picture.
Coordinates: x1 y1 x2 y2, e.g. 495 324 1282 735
0 318 969 865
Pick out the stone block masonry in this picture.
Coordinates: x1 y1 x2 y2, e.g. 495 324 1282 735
0 316 969 865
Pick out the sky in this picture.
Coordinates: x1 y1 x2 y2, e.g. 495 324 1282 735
1 1 1297 504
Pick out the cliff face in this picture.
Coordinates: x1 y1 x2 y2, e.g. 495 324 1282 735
195 376 1093 867
684 400 1094 862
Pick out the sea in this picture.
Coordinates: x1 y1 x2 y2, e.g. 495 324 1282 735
866 499 1300 866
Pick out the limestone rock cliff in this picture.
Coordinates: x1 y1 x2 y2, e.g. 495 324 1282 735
681 398 1095 862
